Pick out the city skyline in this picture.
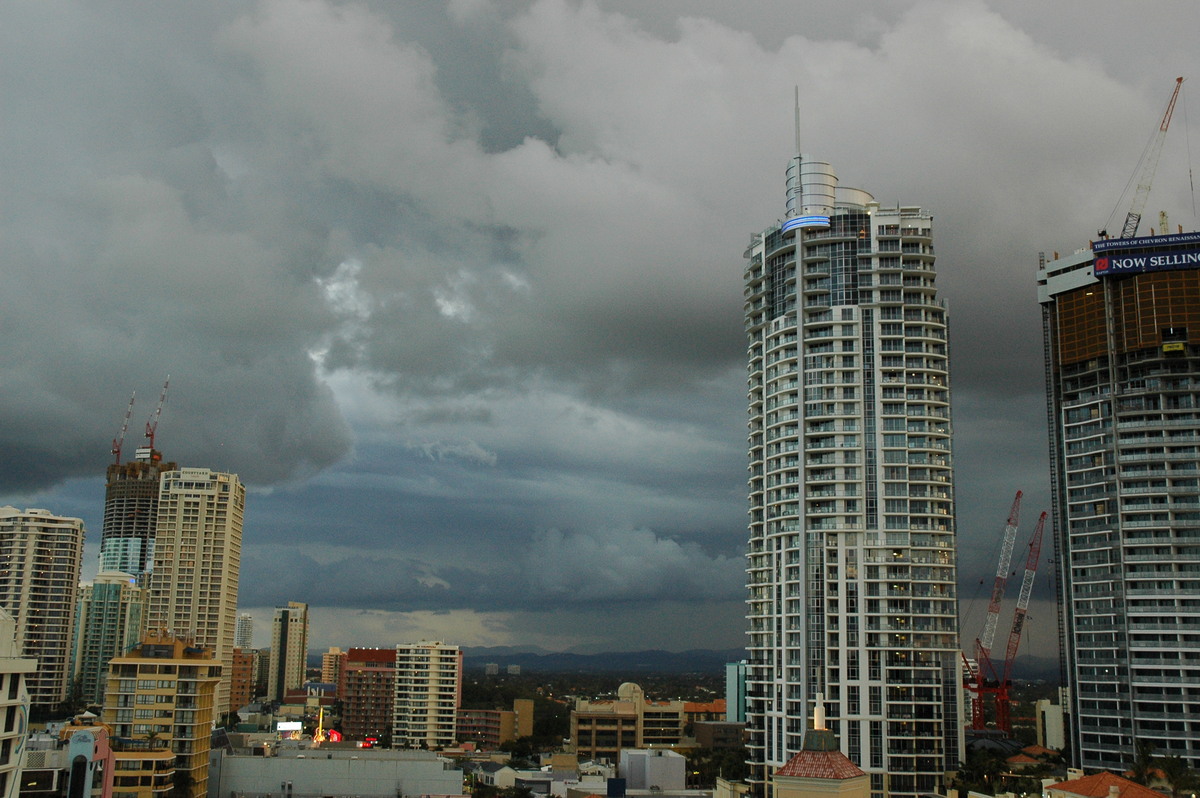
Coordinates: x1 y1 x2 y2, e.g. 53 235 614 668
2 2 1199 653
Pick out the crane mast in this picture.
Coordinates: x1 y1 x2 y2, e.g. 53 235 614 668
980 491 1022 657
995 511 1047 732
1121 77 1184 239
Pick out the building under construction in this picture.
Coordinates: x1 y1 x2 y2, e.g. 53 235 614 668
1039 229 1200 770
99 384 175 581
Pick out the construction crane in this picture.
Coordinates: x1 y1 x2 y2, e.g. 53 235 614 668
963 503 1047 733
110 393 136 465
962 491 1022 730
980 491 1023 658
144 376 169 452
994 511 1047 733
1120 77 1184 239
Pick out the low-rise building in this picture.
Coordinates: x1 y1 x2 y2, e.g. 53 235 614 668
207 747 464 798
456 698 534 749
572 683 684 762
771 727 867 798
1044 771 1163 798
693 721 746 750
619 749 686 791
1036 697 1066 752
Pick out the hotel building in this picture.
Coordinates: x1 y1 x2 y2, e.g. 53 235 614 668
743 151 961 798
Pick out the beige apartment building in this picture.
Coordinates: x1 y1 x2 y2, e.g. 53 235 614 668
0 506 84 710
392 641 462 749
102 630 220 798
146 467 244 714
571 682 685 762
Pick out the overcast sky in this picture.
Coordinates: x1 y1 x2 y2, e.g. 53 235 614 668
3 0 1199 657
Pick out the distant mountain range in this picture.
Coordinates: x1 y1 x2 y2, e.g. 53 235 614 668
461 647 744 674
308 646 1061 683
459 647 1063 683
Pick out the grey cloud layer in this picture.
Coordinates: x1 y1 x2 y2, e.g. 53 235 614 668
3 0 1197 648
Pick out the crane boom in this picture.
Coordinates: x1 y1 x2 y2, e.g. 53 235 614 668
144 376 170 450
980 491 1022 655
1002 511 1047 683
110 392 136 465
1121 77 1184 238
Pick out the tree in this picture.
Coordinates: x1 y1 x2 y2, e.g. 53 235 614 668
1128 740 1158 786
953 749 1006 795
1156 755 1197 798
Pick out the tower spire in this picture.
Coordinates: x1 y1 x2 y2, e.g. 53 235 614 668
794 85 802 157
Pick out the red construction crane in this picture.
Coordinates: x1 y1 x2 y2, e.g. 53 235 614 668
994 511 1047 733
962 491 1022 730
110 393 136 465
144 376 169 452
1120 77 1184 238
980 491 1022 658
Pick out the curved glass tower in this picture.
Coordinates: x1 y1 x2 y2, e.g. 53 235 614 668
743 153 962 798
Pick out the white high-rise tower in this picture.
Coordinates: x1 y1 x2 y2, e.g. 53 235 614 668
743 147 961 798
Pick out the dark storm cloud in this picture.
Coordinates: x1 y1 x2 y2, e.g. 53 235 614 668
3 0 1198 650
238 526 742 611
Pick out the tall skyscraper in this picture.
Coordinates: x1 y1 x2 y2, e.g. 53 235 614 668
1038 230 1200 769
99 446 176 582
267 601 309 702
743 149 961 798
393 641 462 750
234 612 254 649
0 506 85 710
71 570 145 706
146 467 245 714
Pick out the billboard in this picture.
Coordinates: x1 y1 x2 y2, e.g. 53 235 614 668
1093 230 1200 253
1094 247 1200 277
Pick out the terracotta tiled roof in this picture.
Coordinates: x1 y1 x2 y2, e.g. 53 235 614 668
1023 744 1060 757
684 699 727 712
1007 753 1040 764
775 750 866 781
1048 771 1163 798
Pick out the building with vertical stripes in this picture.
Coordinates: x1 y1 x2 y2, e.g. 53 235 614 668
1038 230 1200 769
146 467 244 715
743 149 961 798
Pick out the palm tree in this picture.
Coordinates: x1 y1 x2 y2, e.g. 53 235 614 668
1128 740 1158 785
1155 755 1197 798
